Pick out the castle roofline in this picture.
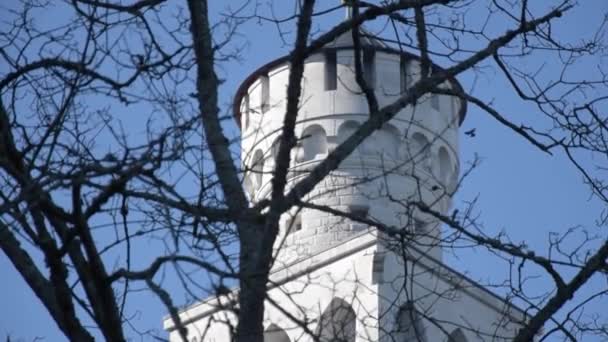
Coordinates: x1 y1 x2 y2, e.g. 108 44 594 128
232 29 468 129
163 230 524 331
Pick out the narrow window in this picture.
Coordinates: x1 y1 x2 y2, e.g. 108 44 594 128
261 74 269 113
400 55 408 93
438 147 451 183
243 175 254 200
243 94 250 130
349 204 369 220
325 50 337 91
363 49 375 88
414 219 426 233
371 251 385 284
271 136 281 163
287 213 302 235
451 96 459 124
430 93 440 111
411 132 431 169
252 149 264 190
451 96 456 116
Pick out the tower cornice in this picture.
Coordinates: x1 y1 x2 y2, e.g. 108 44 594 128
232 44 468 129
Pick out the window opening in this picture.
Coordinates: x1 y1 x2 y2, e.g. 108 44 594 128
317 298 356 342
325 50 337 91
400 56 409 93
252 150 264 189
430 93 440 111
261 74 270 113
363 49 375 88
349 204 369 220
287 213 302 235
243 94 250 130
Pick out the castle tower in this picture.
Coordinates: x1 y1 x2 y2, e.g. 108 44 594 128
237 28 463 262
164 27 524 342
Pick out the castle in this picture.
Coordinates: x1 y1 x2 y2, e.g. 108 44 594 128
163 25 524 342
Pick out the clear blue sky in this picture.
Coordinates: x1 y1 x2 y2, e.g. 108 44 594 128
0 1 606 341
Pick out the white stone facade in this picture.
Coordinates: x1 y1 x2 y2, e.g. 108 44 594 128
164 233 524 342
163 30 524 342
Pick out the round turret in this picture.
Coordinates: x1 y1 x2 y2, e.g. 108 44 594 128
235 29 465 261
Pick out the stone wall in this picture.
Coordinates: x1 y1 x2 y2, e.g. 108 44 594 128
239 47 462 261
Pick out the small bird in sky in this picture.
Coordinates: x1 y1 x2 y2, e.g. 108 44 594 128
464 128 476 137
431 185 441 191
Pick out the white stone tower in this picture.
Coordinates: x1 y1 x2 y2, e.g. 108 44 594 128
237 28 462 262
164 27 524 342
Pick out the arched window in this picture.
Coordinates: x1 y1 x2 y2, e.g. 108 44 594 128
438 147 451 183
448 328 468 342
448 169 459 192
252 149 264 189
243 175 254 200
410 132 431 169
394 302 427 342
337 121 360 145
300 125 328 161
271 136 281 165
317 298 356 342
264 324 291 342
414 219 427 234
337 121 362 162
450 96 458 123
376 125 400 158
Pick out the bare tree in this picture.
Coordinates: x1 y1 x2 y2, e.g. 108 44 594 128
0 1 607 342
